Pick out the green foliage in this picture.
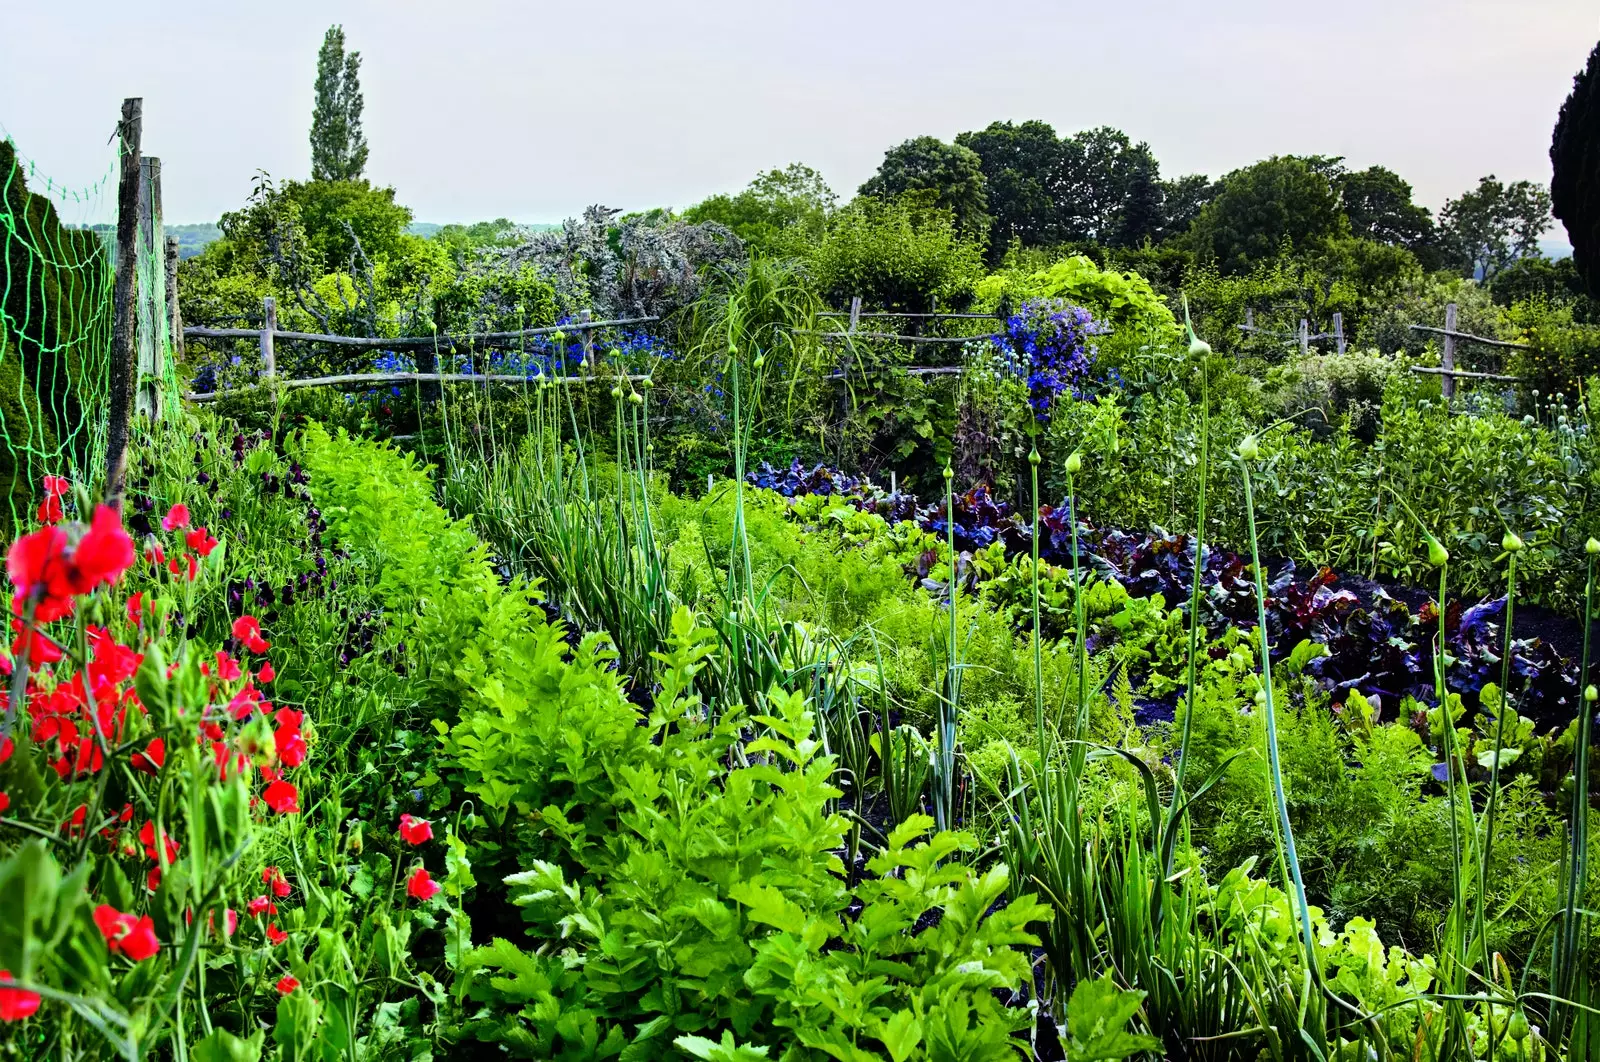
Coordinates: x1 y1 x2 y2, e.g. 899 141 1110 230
1440 175 1553 280
808 197 986 311
859 137 991 241
1186 155 1348 274
1553 37 1600 298
683 164 836 256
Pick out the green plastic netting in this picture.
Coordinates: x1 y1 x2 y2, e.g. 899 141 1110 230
0 130 178 528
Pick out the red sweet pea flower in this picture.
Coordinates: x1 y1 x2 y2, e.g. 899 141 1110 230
232 615 270 654
398 814 433 846
126 591 145 626
130 738 165 775
42 476 70 499
36 494 63 525
0 737 10 764
73 506 137 592
276 975 299 995
273 710 306 768
161 503 190 532
213 651 242 683
263 866 292 899
247 895 277 917
0 970 40 1022
265 923 288 946
139 820 179 864
93 905 161 961
169 554 198 582
257 661 276 684
263 780 299 815
185 527 218 558
146 866 162 892
8 525 75 622
62 804 87 837
11 620 62 666
0 793 9 814
406 867 441 901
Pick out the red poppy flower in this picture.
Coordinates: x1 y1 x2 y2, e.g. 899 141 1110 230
263 780 299 815
231 615 270 654
265 923 288 946
93 905 160 961
185 527 218 558
130 738 165 775
398 815 433 846
0 970 40 1021
247 895 277 917
275 975 299 995
406 867 441 901
161 504 190 532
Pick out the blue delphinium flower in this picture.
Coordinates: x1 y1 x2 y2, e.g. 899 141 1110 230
992 299 1107 421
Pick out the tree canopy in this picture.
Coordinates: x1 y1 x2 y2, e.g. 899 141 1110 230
1186 156 1346 274
1439 175 1552 280
1553 38 1600 297
859 137 990 240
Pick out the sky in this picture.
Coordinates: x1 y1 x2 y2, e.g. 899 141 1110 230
0 0 1594 249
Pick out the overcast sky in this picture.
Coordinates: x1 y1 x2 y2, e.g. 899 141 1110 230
1 0 1594 244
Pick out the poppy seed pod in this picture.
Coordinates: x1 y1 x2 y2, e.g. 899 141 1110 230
1502 531 1524 553
1237 435 1260 462
1066 452 1082 474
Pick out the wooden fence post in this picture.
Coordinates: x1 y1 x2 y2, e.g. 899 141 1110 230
1441 302 1457 401
1333 312 1345 355
848 296 861 335
1299 318 1309 357
1245 308 1254 332
135 155 164 420
260 296 278 378
165 236 183 363
106 97 142 506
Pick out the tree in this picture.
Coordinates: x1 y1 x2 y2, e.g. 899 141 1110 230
1112 156 1164 248
859 137 990 240
1159 174 1216 236
809 196 985 310
1054 127 1157 242
955 120 1063 252
1552 39 1600 297
1439 175 1552 280
683 163 835 254
1186 156 1345 274
1337 166 1435 249
310 25 369 182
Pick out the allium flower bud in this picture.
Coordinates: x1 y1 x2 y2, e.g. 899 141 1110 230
1237 435 1260 462
1502 531 1524 553
1066 452 1082 475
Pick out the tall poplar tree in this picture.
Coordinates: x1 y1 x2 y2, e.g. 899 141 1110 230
310 25 369 182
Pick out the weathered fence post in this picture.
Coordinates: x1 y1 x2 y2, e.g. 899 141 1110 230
1441 302 1457 401
1245 308 1254 332
1299 318 1309 357
260 296 278 379
1333 312 1345 355
106 97 141 506
165 236 182 363
135 155 165 420
848 296 861 335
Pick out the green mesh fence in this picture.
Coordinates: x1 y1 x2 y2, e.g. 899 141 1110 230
0 134 118 527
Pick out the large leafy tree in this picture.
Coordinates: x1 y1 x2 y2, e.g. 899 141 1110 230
1055 127 1157 242
1337 166 1435 248
1112 156 1165 248
1439 175 1551 280
1186 156 1346 274
955 120 1063 252
683 163 835 254
859 137 990 240
1159 173 1216 235
310 25 369 182
1552 39 1600 296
